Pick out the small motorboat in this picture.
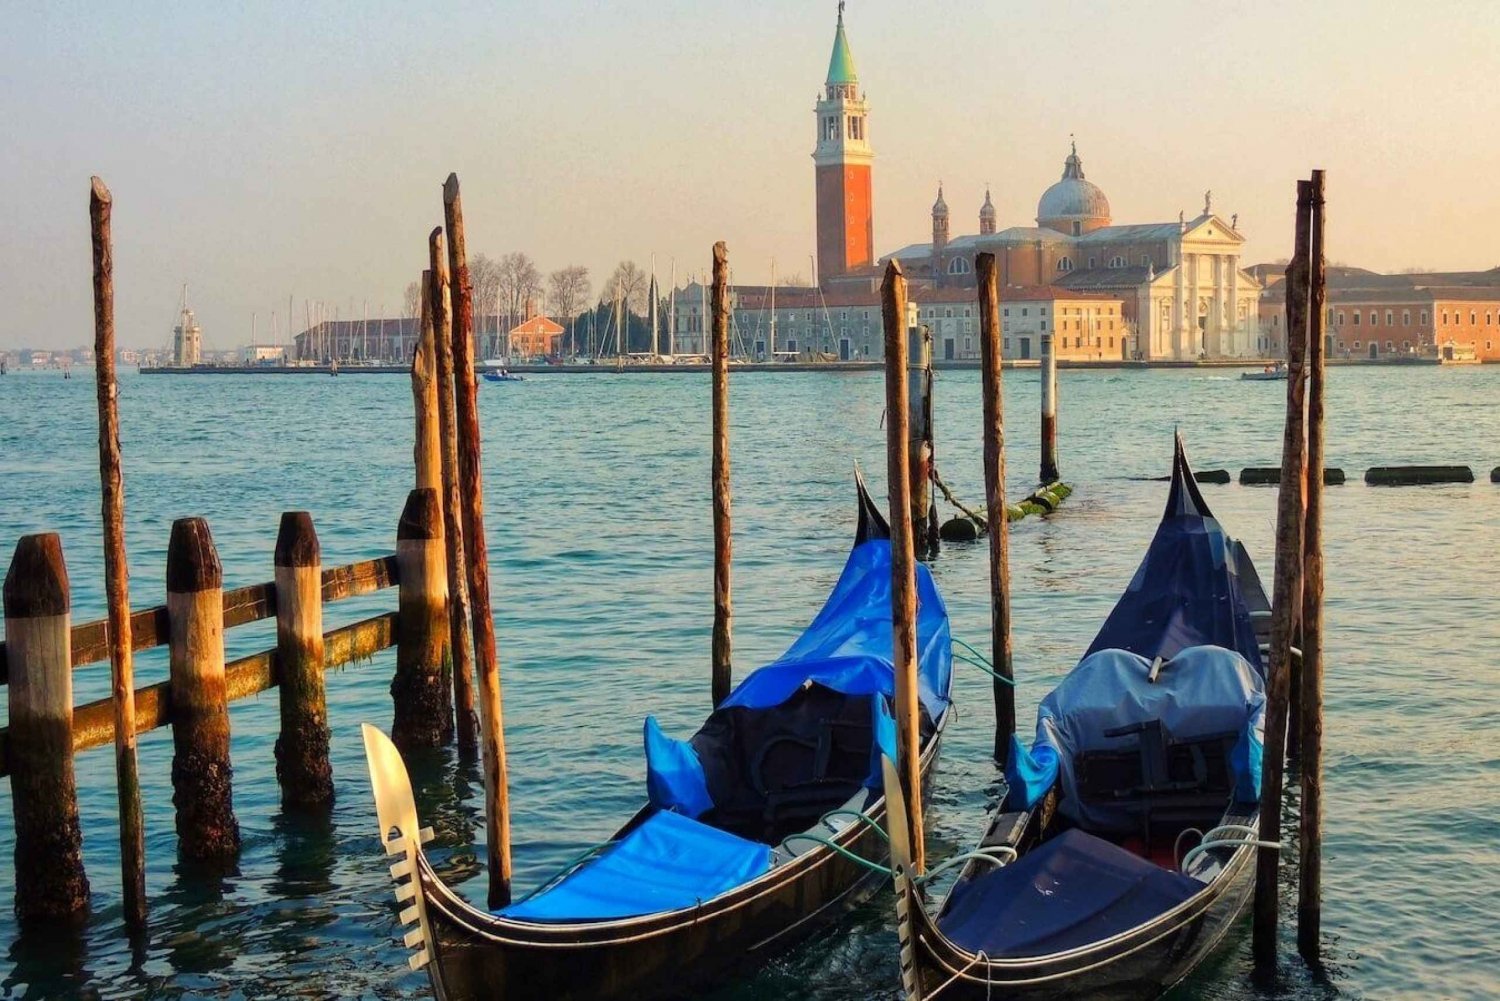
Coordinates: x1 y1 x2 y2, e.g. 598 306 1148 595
482 368 525 382
882 436 1275 1001
366 473 953 1000
1240 361 1287 381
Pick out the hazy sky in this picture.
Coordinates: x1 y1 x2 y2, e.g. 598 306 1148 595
4 0 1499 350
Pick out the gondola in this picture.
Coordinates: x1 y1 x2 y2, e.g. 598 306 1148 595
881 437 1275 1001
364 472 953 1001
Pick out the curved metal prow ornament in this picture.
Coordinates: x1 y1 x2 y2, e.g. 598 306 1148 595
881 753 924 1001
362 723 438 973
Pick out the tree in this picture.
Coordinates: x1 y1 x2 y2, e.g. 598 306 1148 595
470 254 503 355
778 271 808 287
497 252 543 331
548 266 591 355
404 280 421 321
603 261 647 315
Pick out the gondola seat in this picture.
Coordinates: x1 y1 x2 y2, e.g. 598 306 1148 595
937 829 1202 958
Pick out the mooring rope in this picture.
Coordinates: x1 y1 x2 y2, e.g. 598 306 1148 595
952 637 1016 687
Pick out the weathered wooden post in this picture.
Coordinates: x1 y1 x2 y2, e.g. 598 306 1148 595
1040 329 1059 484
908 321 935 558
1253 179 1313 969
273 511 333 810
882 259 925 875
393 488 453 748
90 175 146 927
412 269 442 495
4 535 90 925
166 517 241 862
976 253 1015 764
711 241 733 707
445 173 514 908
1298 168 1328 964
429 231 478 752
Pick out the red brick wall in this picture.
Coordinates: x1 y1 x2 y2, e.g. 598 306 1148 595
816 163 872 279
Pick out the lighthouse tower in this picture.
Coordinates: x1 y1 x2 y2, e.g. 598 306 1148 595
813 5 874 285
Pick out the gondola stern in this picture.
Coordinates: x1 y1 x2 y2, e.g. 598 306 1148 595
361 723 440 977
854 463 892 545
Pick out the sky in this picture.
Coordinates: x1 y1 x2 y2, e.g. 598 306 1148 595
3 0 1499 350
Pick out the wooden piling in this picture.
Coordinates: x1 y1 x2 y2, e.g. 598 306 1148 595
1040 329 1059 484
1253 179 1313 970
429 230 479 752
1298 169 1328 964
976 253 1015 764
3 535 90 925
908 321 935 557
445 173 513 908
273 511 333 810
393 488 453 748
90 175 146 927
881 260 925 875
412 269 442 495
166 517 241 862
710 241 734 707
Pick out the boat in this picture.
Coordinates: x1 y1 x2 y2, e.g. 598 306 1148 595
881 436 1274 1001
481 368 525 382
365 473 953 1001
1438 341 1480 365
1240 360 1287 380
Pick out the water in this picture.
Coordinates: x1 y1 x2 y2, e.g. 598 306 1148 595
0 365 1496 1000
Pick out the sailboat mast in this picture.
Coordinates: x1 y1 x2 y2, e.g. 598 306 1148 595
649 254 658 359
668 259 677 358
701 278 709 358
769 258 776 360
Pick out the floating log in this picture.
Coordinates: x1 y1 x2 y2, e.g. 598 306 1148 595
1492 466 1500 483
166 517 241 862
1254 179 1312 969
881 259 924 875
938 517 981 543
446 173 514 908
90 175 146 928
710 241 733 707
393 488 452 748
976 252 1015 764
1298 169 1328 964
3 535 90 925
273 511 333 810
1364 465 1474 486
1040 330 1059 484
1241 467 1345 485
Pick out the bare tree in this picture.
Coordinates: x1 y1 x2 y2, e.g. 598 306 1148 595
470 253 503 354
404 280 421 320
778 271 808 287
604 260 647 314
548 266 591 355
497 252 543 330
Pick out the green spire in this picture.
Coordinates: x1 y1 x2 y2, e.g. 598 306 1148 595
826 6 857 85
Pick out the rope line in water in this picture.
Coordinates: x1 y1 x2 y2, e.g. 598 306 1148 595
951 636 1017 687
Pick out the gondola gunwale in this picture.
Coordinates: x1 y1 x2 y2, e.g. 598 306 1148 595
414 708 949 947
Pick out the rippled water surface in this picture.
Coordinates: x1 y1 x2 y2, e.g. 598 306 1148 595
0 365 1496 1000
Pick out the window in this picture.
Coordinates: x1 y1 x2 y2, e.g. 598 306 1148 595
1021 308 1029 316
1386 311 1394 326
1337 311 1345 325
1072 222 1082 236
1041 320 1047 330
1056 258 1073 273
1353 312 1360 325
1353 340 1362 349
1141 255 1152 268
1369 311 1378 326
1041 307 1048 315
1088 256 1097 268
1420 310 1428 324
947 257 971 275
965 337 973 351
1386 341 1394 351
1109 256 1126 268
823 116 838 141
1403 310 1411 326
1441 311 1448 324
1403 340 1411 349
1003 338 1010 350
1003 308 1010 317
944 308 953 319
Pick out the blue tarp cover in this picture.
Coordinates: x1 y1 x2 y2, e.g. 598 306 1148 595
500 810 773 922
644 716 714 818
938 829 1203 958
719 539 952 716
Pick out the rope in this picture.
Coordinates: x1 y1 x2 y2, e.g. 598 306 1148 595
914 846 1018 887
777 833 892 876
1179 825 1280 872
925 948 993 1001
931 465 988 527
951 637 1017 687
820 809 890 843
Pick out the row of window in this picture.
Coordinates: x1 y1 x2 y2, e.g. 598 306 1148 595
1053 254 1154 273
1330 308 1499 327
820 114 865 142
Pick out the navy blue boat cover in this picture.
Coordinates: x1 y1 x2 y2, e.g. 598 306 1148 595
503 521 951 923
937 828 1203 958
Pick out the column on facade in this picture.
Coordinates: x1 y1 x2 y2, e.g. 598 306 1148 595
1188 253 1201 358
1173 258 1186 360
1228 256 1240 356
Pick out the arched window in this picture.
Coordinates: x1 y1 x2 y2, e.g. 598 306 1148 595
1109 256 1126 268
947 257 971 275
1057 257 1073 273
1141 255 1152 268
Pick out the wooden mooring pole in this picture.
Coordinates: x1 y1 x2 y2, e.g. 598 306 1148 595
412 269 442 495
274 512 334 809
881 260 925 876
3 535 90 925
166 517 241 862
1253 179 1313 970
429 234 479 752
976 253 1015 765
445 173 514 908
90 175 147 928
1040 329 1059 484
908 321 936 558
1298 169 1328 964
710 241 734 707
394 488 452 748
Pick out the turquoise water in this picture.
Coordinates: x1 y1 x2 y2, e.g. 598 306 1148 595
0 366 1496 1000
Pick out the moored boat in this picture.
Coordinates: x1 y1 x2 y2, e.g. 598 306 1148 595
481 368 524 382
882 437 1275 1001
365 473 953 1000
1241 360 1287 380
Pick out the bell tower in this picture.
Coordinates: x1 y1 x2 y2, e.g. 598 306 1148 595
813 4 874 285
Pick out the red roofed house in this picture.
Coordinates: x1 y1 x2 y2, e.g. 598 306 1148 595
508 311 565 359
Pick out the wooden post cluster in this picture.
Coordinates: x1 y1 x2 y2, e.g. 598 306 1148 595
394 488 453 747
1039 330 1059 485
881 260 925 875
274 511 333 809
976 253 1015 765
1297 169 1329 963
907 320 936 558
1253 178 1314 969
90 175 147 928
445 173 514 909
3 535 90 925
166 517 241 862
710 241 734 707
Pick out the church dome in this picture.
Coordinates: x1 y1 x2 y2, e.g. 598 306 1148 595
1037 142 1110 235
931 184 948 216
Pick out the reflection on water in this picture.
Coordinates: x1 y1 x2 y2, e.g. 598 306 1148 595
0 365 1497 999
